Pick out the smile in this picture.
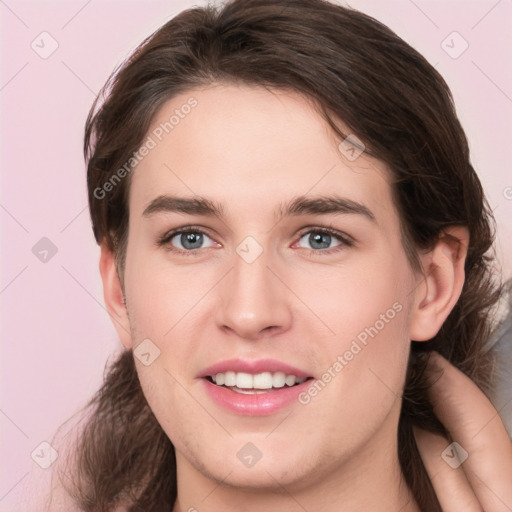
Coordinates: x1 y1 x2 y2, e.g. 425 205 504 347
208 371 308 392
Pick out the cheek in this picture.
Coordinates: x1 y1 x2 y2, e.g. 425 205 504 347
295 250 412 342
298 285 413 450
134 364 203 455
124 243 211 339
304 254 414 401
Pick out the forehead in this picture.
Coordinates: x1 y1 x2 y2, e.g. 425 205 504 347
129 83 395 223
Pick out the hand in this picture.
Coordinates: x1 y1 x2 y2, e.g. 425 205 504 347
413 351 512 511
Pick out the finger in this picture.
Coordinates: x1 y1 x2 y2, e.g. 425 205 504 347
425 351 512 511
413 426 483 511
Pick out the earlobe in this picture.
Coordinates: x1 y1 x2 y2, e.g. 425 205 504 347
409 226 469 342
99 242 132 349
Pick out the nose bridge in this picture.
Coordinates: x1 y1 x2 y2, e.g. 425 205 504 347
216 237 291 338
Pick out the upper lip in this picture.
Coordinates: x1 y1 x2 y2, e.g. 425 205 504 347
199 358 312 379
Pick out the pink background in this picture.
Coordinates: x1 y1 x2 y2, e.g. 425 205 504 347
1 0 511 508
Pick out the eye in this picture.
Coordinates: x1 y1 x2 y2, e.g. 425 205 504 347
296 227 353 254
157 225 353 256
158 227 219 255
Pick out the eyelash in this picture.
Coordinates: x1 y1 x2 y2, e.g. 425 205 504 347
157 225 354 257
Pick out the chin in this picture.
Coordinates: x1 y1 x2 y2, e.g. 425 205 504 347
208 463 306 491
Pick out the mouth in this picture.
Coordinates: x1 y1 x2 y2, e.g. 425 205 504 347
199 358 315 415
199 360 316 415
205 371 314 394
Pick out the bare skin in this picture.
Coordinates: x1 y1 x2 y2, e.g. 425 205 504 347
414 353 512 511
98 83 510 511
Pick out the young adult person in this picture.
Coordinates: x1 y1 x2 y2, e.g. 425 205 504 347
45 0 512 510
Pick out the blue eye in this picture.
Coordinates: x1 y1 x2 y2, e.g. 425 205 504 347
298 230 342 251
158 227 217 255
158 226 352 256
172 231 208 250
299 228 353 254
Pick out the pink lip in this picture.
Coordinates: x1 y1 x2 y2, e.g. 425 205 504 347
201 377 314 416
199 358 311 379
198 358 314 416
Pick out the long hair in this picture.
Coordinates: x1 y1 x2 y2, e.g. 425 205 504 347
60 0 502 509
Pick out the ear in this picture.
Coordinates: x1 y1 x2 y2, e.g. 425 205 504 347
99 242 132 349
409 226 469 342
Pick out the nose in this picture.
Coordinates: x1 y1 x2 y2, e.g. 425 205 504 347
215 245 293 341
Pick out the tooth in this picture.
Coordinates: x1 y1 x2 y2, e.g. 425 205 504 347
224 371 236 386
253 372 273 389
236 372 254 389
272 371 286 388
285 374 296 386
210 371 308 389
231 388 267 394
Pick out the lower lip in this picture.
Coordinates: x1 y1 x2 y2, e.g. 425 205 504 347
201 378 313 416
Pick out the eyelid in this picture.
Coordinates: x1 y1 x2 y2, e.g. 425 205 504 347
157 225 220 255
296 224 354 243
157 224 354 255
294 225 354 254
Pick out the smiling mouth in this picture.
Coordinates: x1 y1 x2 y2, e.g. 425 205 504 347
205 371 314 394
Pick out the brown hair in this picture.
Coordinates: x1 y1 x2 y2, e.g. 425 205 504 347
61 0 502 510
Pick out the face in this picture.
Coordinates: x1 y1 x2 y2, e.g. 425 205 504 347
119 83 421 493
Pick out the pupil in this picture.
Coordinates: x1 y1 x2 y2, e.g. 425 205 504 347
310 232 330 249
182 232 203 249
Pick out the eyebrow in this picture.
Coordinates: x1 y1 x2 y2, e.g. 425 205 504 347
142 194 376 223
